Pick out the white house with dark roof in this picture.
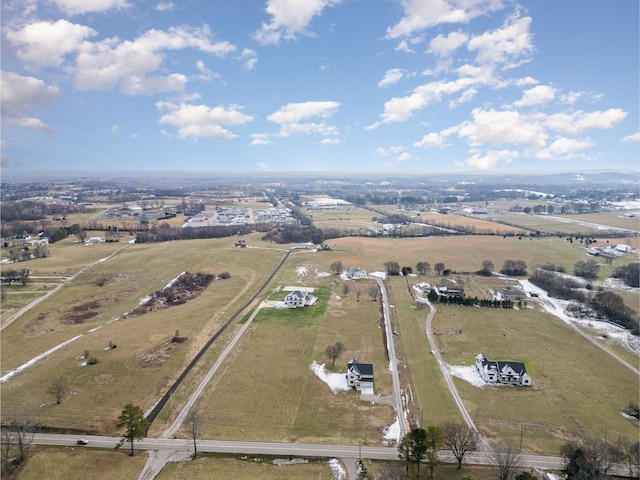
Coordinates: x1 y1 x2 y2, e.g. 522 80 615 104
346 359 374 394
345 267 366 279
475 353 531 386
283 290 317 308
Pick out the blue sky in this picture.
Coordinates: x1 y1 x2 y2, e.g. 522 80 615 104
1 0 638 174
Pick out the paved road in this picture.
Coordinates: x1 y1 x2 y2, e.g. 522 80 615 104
32 432 635 477
373 276 409 439
521 279 640 376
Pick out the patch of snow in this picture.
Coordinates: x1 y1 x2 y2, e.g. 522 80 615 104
368 271 387 279
448 365 487 388
329 459 346 480
296 266 308 276
164 272 185 289
335 295 341 301
310 361 349 393
1 335 83 383
382 418 401 442
316 270 331 277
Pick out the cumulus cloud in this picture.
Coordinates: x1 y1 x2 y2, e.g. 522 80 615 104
414 132 448 148
545 108 627 134
156 101 253 139
47 0 130 15
239 48 258 70
155 1 175 11
457 108 547 148
6 19 97 69
1 71 59 132
267 101 340 138
429 30 469 57
536 137 594 159
514 85 556 107
378 68 405 88
386 0 505 39
369 71 493 127
467 13 534 67
74 25 236 93
465 149 519 169
621 132 640 142
253 0 340 45
251 133 272 146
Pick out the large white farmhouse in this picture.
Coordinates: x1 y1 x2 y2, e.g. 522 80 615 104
475 353 531 386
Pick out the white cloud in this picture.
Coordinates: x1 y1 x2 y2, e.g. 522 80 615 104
253 0 340 45
514 76 538 86
467 14 533 67
120 73 188 95
239 48 258 70
156 102 254 140
251 133 272 146
414 132 447 148
457 108 547 148
465 149 519 169
514 85 556 107
6 19 97 69
536 137 594 159
560 91 582 105
155 1 175 11
267 101 340 138
194 60 220 82
1 71 59 132
545 108 627 134
378 68 405 88
396 152 413 162
621 132 640 142
47 0 130 15
74 25 236 93
371 71 492 126
386 0 504 39
429 30 469 57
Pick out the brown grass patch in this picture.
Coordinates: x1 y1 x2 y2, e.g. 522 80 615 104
136 337 188 368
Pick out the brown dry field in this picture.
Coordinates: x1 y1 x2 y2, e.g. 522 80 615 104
2 231 638 477
179 276 397 445
1 233 288 433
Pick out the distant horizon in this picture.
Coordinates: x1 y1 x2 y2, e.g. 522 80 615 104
2 167 638 183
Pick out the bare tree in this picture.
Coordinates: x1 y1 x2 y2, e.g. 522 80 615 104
384 261 400 276
434 262 446 275
325 342 345 366
1 419 36 474
440 421 479 469
186 409 202 458
416 261 431 275
355 288 361 302
330 261 344 275
368 285 379 301
493 442 523 480
342 283 350 295
47 377 69 404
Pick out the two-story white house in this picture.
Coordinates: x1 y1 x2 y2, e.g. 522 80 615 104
283 290 318 308
475 353 531 386
345 267 366 279
346 359 374 394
